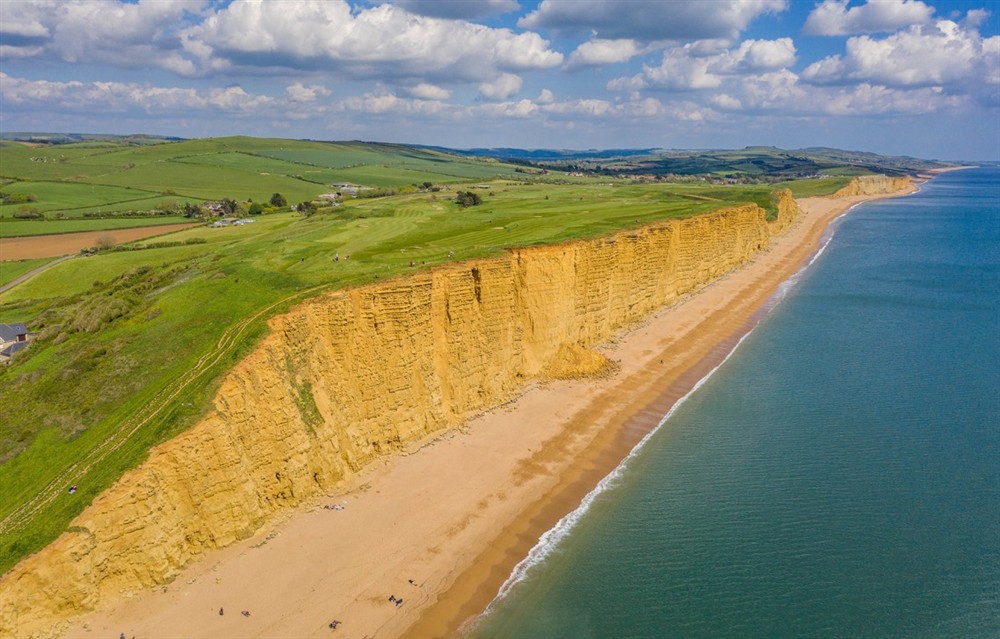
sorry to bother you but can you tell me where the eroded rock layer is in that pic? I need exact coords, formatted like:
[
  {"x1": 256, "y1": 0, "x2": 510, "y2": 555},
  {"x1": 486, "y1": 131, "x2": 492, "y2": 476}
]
[
  {"x1": 3, "y1": 189, "x2": 829, "y2": 637},
  {"x1": 833, "y1": 175, "x2": 911, "y2": 197}
]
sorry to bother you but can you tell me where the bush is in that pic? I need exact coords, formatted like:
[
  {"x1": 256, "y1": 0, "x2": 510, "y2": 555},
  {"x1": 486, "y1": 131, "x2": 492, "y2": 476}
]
[
  {"x1": 13, "y1": 206, "x2": 42, "y2": 219},
  {"x1": 1, "y1": 192, "x2": 36, "y2": 205},
  {"x1": 94, "y1": 235, "x2": 116, "y2": 251},
  {"x1": 455, "y1": 191, "x2": 482, "y2": 208}
]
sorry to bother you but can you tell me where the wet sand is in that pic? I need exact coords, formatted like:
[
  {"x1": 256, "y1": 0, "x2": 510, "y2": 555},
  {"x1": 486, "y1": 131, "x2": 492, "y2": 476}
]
[{"x1": 60, "y1": 187, "x2": 915, "y2": 639}]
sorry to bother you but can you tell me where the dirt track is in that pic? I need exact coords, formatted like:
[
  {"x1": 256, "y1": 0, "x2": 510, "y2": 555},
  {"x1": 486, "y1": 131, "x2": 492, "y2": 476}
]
[{"x1": 0, "y1": 223, "x2": 202, "y2": 261}]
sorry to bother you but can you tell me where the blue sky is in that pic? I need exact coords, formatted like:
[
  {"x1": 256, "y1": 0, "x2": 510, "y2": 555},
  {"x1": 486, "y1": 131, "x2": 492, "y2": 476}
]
[{"x1": 1, "y1": 0, "x2": 998, "y2": 160}]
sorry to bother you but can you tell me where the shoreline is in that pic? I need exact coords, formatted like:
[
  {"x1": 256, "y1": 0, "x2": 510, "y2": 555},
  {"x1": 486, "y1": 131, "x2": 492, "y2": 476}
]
[{"x1": 58, "y1": 184, "x2": 918, "y2": 639}]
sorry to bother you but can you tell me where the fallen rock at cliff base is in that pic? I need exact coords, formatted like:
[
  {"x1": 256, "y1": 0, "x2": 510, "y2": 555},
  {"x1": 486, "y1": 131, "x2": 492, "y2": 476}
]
[{"x1": 541, "y1": 342, "x2": 615, "y2": 380}]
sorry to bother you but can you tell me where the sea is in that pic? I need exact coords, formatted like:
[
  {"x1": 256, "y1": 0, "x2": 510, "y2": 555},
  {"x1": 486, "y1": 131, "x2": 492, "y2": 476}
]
[{"x1": 472, "y1": 167, "x2": 1000, "y2": 639}]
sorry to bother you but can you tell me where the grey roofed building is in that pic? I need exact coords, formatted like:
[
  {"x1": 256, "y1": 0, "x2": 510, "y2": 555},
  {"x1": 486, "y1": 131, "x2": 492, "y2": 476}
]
[
  {"x1": 0, "y1": 341, "x2": 29, "y2": 358},
  {"x1": 0, "y1": 323, "x2": 28, "y2": 343}
]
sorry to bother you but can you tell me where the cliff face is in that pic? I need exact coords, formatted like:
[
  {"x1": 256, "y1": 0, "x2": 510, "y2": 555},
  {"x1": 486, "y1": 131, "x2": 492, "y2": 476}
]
[
  {"x1": 833, "y1": 175, "x2": 911, "y2": 197},
  {"x1": 1, "y1": 195, "x2": 799, "y2": 638}
]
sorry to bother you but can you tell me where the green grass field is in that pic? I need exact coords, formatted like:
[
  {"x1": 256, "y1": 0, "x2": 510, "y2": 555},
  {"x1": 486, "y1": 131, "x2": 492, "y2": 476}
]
[
  {"x1": 0, "y1": 137, "x2": 527, "y2": 238},
  {"x1": 0, "y1": 258, "x2": 52, "y2": 289},
  {"x1": 0, "y1": 135, "x2": 881, "y2": 577},
  {"x1": 773, "y1": 176, "x2": 853, "y2": 197}
]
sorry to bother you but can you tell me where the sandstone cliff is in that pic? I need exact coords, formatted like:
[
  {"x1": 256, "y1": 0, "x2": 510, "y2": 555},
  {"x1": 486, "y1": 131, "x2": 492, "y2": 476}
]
[
  {"x1": 1, "y1": 192, "x2": 801, "y2": 638},
  {"x1": 833, "y1": 175, "x2": 911, "y2": 197}
]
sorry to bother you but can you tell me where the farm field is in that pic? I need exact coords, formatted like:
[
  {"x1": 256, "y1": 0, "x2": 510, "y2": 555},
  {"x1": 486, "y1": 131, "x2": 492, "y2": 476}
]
[
  {"x1": 0, "y1": 136, "x2": 528, "y2": 237},
  {"x1": 0, "y1": 223, "x2": 201, "y2": 260},
  {"x1": 1, "y1": 216, "x2": 190, "y2": 239}
]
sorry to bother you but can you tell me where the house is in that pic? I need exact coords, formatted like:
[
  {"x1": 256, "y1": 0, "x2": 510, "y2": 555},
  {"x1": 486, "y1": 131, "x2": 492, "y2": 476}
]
[
  {"x1": 0, "y1": 341, "x2": 29, "y2": 359},
  {"x1": 0, "y1": 322, "x2": 30, "y2": 362},
  {"x1": 0, "y1": 323, "x2": 28, "y2": 345}
]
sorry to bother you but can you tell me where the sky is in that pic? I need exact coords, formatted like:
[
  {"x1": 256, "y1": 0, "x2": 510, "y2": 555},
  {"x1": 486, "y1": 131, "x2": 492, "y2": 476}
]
[{"x1": 1, "y1": 0, "x2": 998, "y2": 160}]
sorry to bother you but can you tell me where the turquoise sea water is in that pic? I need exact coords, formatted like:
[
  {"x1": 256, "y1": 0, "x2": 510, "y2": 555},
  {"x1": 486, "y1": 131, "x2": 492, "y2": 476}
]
[{"x1": 473, "y1": 168, "x2": 1000, "y2": 639}]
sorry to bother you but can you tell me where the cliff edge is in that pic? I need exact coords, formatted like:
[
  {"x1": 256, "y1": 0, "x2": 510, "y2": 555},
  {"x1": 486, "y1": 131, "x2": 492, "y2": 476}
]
[
  {"x1": 833, "y1": 175, "x2": 911, "y2": 197},
  {"x1": 3, "y1": 191, "x2": 823, "y2": 637}
]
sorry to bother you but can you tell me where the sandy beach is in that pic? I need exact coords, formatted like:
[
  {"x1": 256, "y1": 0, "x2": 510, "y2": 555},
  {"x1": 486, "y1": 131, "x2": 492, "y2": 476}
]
[{"x1": 59, "y1": 186, "x2": 917, "y2": 639}]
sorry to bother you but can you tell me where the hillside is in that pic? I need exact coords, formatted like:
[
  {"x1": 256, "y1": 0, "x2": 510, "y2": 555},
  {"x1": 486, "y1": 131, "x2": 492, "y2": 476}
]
[
  {"x1": 427, "y1": 145, "x2": 959, "y2": 180},
  {"x1": 0, "y1": 136, "x2": 526, "y2": 238}
]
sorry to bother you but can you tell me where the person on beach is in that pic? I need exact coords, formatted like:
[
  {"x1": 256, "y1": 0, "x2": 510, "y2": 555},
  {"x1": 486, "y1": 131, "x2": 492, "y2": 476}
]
[
  {"x1": 241, "y1": 610, "x2": 251, "y2": 617},
  {"x1": 219, "y1": 607, "x2": 223, "y2": 616},
  {"x1": 329, "y1": 620, "x2": 341, "y2": 629}
]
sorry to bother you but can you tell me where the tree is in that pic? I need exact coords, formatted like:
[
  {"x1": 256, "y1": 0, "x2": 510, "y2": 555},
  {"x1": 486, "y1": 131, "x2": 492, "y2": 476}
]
[
  {"x1": 182, "y1": 203, "x2": 202, "y2": 218},
  {"x1": 220, "y1": 198, "x2": 239, "y2": 215},
  {"x1": 296, "y1": 200, "x2": 317, "y2": 216},
  {"x1": 248, "y1": 202, "x2": 263, "y2": 215},
  {"x1": 270, "y1": 192, "x2": 287, "y2": 207},
  {"x1": 455, "y1": 191, "x2": 482, "y2": 208}
]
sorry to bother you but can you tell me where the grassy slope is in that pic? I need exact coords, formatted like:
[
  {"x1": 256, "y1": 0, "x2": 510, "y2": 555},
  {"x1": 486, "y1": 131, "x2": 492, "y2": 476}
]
[
  {"x1": 447, "y1": 145, "x2": 952, "y2": 179},
  {"x1": 0, "y1": 138, "x2": 527, "y2": 237},
  {"x1": 0, "y1": 258, "x2": 52, "y2": 289},
  {"x1": 0, "y1": 173, "x2": 778, "y2": 573}
]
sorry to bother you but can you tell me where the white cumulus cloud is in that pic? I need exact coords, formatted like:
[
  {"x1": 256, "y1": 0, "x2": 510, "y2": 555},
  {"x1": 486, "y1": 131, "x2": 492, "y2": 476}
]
[
  {"x1": 804, "y1": 0, "x2": 935, "y2": 36},
  {"x1": 565, "y1": 39, "x2": 642, "y2": 70},
  {"x1": 406, "y1": 83, "x2": 452, "y2": 101},
  {"x1": 803, "y1": 20, "x2": 992, "y2": 87},
  {"x1": 479, "y1": 73, "x2": 522, "y2": 100},
  {"x1": 0, "y1": 0, "x2": 208, "y2": 74},
  {"x1": 285, "y1": 82, "x2": 332, "y2": 102},
  {"x1": 0, "y1": 72, "x2": 275, "y2": 114},
  {"x1": 609, "y1": 38, "x2": 796, "y2": 92},
  {"x1": 188, "y1": 1, "x2": 562, "y2": 82}
]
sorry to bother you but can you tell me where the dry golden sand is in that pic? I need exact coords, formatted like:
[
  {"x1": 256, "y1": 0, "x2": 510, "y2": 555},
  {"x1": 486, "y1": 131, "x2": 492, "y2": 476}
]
[{"x1": 60, "y1": 188, "x2": 914, "y2": 639}]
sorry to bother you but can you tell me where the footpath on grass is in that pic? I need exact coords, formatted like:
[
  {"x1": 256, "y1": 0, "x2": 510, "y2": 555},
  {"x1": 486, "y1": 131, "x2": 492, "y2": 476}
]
[{"x1": 0, "y1": 256, "x2": 73, "y2": 294}]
